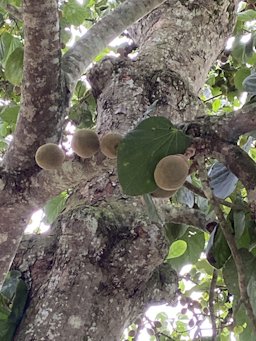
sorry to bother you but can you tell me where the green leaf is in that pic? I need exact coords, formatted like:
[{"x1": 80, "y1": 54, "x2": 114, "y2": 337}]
[
  {"x1": 237, "y1": 9, "x2": 256, "y2": 22},
  {"x1": 0, "y1": 270, "x2": 28, "y2": 341},
  {"x1": 206, "y1": 225, "x2": 231, "y2": 269},
  {"x1": 167, "y1": 228, "x2": 205, "y2": 272},
  {"x1": 234, "y1": 67, "x2": 250, "y2": 91},
  {"x1": 247, "y1": 273, "x2": 256, "y2": 317},
  {"x1": 117, "y1": 117, "x2": 191, "y2": 196},
  {"x1": 167, "y1": 240, "x2": 187, "y2": 259},
  {"x1": 0, "y1": 121, "x2": 10, "y2": 138},
  {"x1": 223, "y1": 249, "x2": 256, "y2": 295},
  {"x1": 74, "y1": 80, "x2": 87, "y2": 99},
  {"x1": 1, "y1": 270, "x2": 22, "y2": 302},
  {"x1": 142, "y1": 193, "x2": 161, "y2": 223},
  {"x1": 234, "y1": 209, "x2": 245, "y2": 241},
  {"x1": 0, "y1": 32, "x2": 22, "y2": 67},
  {"x1": 43, "y1": 192, "x2": 68, "y2": 224},
  {"x1": 0, "y1": 140, "x2": 7, "y2": 151},
  {"x1": 212, "y1": 98, "x2": 222, "y2": 112},
  {"x1": 234, "y1": 303, "x2": 256, "y2": 340},
  {"x1": 0, "y1": 104, "x2": 19, "y2": 124},
  {"x1": 164, "y1": 223, "x2": 188, "y2": 244},
  {"x1": 5, "y1": 47, "x2": 24, "y2": 85},
  {"x1": 9, "y1": 280, "x2": 28, "y2": 323},
  {"x1": 63, "y1": 0, "x2": 90, "y2": 26}
]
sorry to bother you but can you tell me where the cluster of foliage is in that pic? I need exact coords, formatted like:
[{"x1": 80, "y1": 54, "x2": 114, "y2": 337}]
[{"x1": 1, "y1": 0, "x2": 256, "y2": 340}]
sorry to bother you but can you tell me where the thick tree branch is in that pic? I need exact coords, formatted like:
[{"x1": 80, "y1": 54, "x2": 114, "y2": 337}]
[
  {"x1": 0, "y1": 154, "x2": 113, "y2": 288},
  {"x1": 212, "y1": 102, "x2": 256, "y2": 142},
  {"x1": 186, "y1": 103, "x2": 256, "y2": 143},
  {"x1": 184, "y1": 181, "x2": 247, "y2": 210},
  {"x1": 2, "y1": 0, "x2": 63, "y2": 172},
  {"x1": 62, "y1": 0, "x2": 166, "y2": 91}
]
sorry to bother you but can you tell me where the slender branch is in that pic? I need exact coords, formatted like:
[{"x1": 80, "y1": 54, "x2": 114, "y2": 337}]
[
  {"x1": 0, "y1": 3, "x2": 23, "y2": 21},
  {"x1": 186, "y1": 102, "x2": 256, "y2": 143},
  {"x1": 161, "y1": 205, "x2": 209, "y2": 232},
  {"x1": 212, "y1": 143, "x2": 256, "y2": 219},
  {"x1": 209, "y1": 269, "x2": 218, "y2": 341},
  {"x1": 203, "y1": 94, "x2": 222, "y2": 103},
  {"x1": 197, "y1": 156, "x2": 256, "y2": 333},
  {"x1": 184, "y1": 181, "x2": 247, "y2": 210},
  {"x1": 62, "y1": 0, "x2": 165, "y2": 91}
]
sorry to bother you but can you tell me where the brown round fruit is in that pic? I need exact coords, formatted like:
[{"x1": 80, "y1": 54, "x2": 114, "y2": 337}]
[
  {"x1": 71, "y1": 129, "x2": 99, "y2": 158},
  {"x1": 35, "y1": 143, "x2": 65, "y2": 170},
  {"x1": 154, "y1": 154, "x2": 189, "y2": 191},
  {"x1": 151, "y1": 187, "x2": 176, "y2": 198},
  {"x1": 100, "y1": 132, "x2": 122, "y2": 159}
]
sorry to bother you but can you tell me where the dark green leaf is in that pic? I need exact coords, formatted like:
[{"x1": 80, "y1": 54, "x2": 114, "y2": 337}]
[
  {"x1": 164, "y1": 223, "x2": 188, "y2": 244},
  {"x1": 9, "y1": 280, "x2": 28, "y2": 323},
  {"x1": 206, "y1": 225, "x2": 231, "y2": 269},
  {"x1": 0, "y1": 32, "x2": 21, "y2": 67},
  {"x1": 117, "y1": 117, "x2": 191, "y2": 196},
  {"x1": 234, "y1": 209, "x2": 245, "y2": 241},
  {"x1": 5, "y1": 47, "x2": 24, "y2": 85},
  {"x1": 234, "y1": 67, "x2": 250, "y2": 91},
  {"x1": 1, "y1": 270, "x2": 22, "y2": 302},
  {"x1": 247, "y1": 273, "x2": 256, "y2": 317},
  {"x1": 223, "y1": 249, "x2": 256, "y2": 295},
  {"x1": 234, "y1": 303, "x2": 256, "y2": 341}
]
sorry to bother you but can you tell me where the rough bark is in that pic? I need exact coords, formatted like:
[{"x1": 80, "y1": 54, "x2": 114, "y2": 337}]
[
  {"x1": 62, "y1": 0, "x2": 166, "y2": 91},
  {"x1": 14, "y1": 197, "x2": 177, "y2": 340},
  {"x1": 12, "y1": 1, "x2": 239, "y2": 340},
  {"x1": 0, "y1": 0, "x2": 167, "y2": 290},
  {"x1": 3, "y1": 0, "x2": 63, "y2": 172}
]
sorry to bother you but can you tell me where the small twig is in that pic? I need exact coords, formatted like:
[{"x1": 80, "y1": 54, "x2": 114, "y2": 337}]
[
  {"x1": 0, "y1": 4, "x2": 23, "y2": 21},
  {"x1": 197, "y1": 156, "x2": 256, "y2": 334},
  {"x1": 158, "y1": 332, "x2": 174, "y2": 340},
  {"x1": 209, "y1": 269, "x2": 218, "y2": 341},
  {"x1": 184, "y1": 181, "x2": 247, "y2": 210},
  {"x1": 203, "y1": 94, "x2": 222, "y2": 103}
]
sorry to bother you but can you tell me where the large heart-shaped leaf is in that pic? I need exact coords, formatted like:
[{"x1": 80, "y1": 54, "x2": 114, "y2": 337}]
[{"x1": 117, "y1": 117, "x2": 191, "y2": 196}]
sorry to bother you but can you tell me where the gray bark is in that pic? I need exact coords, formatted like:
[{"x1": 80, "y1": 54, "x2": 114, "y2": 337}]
[
  {"x1": 14, "y1": 197, "x2": 177, "y2": 340},
  {"x1": 12, "y1": 1, "x2": 238, "y2": 340}
]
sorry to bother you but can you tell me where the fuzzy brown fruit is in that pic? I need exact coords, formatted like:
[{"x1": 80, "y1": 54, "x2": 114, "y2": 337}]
[
  {"x1": 71, "y1": 129, "x2": 99, "y2": 158},
  {"x1": 35, "y1": 143, "x2": 65, "y2": 170},
  {"x1": 100, "y1": 132, "x2": 122, "y2": 159},
  {"x1": 151, "y1": 187, "x2": 176, "y2": 198},
  {"x1": 154, "y1": 154, "x2": 189, "y2": 191}
]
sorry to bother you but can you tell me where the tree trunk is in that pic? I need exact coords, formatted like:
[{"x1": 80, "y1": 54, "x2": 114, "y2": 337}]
[{"x1": 13, "y1": 1, "x2": 237, "y2": 339}]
